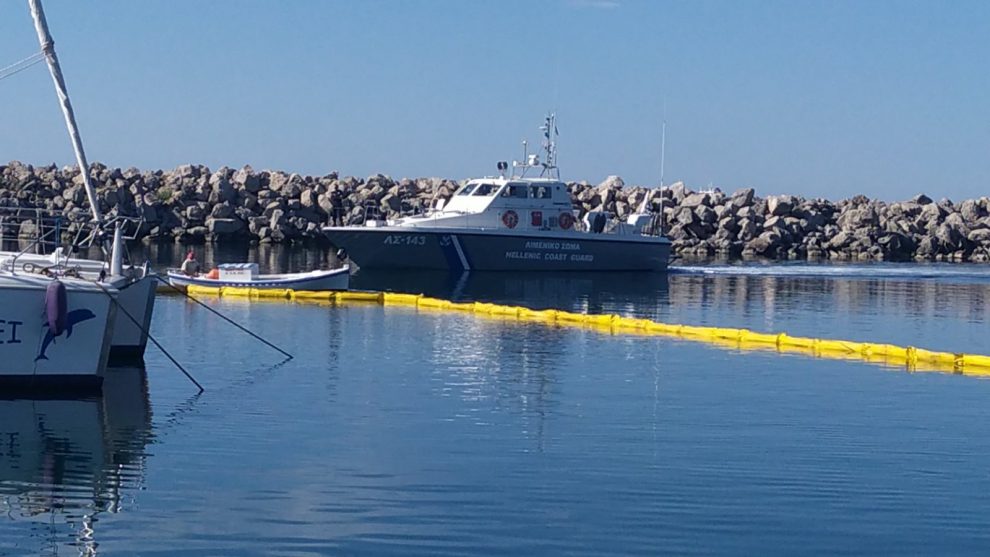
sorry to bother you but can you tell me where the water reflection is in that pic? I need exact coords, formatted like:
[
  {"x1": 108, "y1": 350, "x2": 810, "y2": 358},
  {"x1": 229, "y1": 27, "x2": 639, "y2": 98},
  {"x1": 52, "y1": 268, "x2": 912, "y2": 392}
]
[
  {"x1": 111, "y1": 242, "x2": 990, "y2": 332},
  {"x1": 355, "y1": 269, "x2": 670, "y2": 312},
  {"x1": 120, "y1": 242, "x2": 342, "y2": 274},
  {"x1": 137, "y1": 242, "x2": 990, "y2": 353},
  {"x1": 669, "y1": 272, "x2": 970, "y2": 320},
  {"x1": 355, "y1": 267, "x2": 990, "y2": 343},
  {"x1": 0, "y1": 368, "x2": 152, "y2": 556}
]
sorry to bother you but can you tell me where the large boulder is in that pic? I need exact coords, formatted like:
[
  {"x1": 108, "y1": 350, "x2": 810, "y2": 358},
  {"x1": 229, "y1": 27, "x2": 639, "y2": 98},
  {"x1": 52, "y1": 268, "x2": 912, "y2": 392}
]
[
  {"x1": 960, "y1": 199, "x2": 985, "y2": 223},
  {"x1": 380, "y1": 193, "x2": 402, "y2": 213},
  {"x1": 767, "y1": 195, "x2": 796, "y2": 216},
  {"x1": 268, "y1": 171, "x2": 290, "y2": 193},
  {"x1": 747, "y1": 230, "x2": 782, "y2": 255},
  {"x1": 877, "y1": 232, "x2": 915, "y2": 260},
  {"x1": 210, "y1": 175, "x2": 237, "y2": 204},
  {"x1": 730, "y1": 187, "x2": 755, "y2": 207},
  {"x1": 210, "y1": 202, "x2": 235, "y2": 219},
  {"x1": 185, "y1": 204, "x2": 206, "y2": 224},
  {"x1": 694, "y1": 205, "x2": 716, "y2": 224},
  {"x1": 300, "y1": 188, "x2": 318, "y2": 209},
  {"x1": 968, "y1": 228, "x2": 990, "y2": 244},
  {"x1": 674, "y1": 207, "x2": 696, "y2": 226},
  {"x1": 596, "y1": 175, "x2": 624, "y2": 191},
  {"x1": 826, "y1": 230, "x2": 854, "y2": 250},
  {"x1": 232, "y1": 166, "x2": 261, "y2": 193},
  {"x1": 915, "y1": 235, "x2": 938, "y2": 258},
  {"x1": 717, "y1": 216, "x2": 739, "y2": 234},
  {"x1": 207, "y1": 217, "x2": 245, "y2": 236},
  {"x1": 736, "y1": 219, "x2": 758, "y2": 242},
  {"x1": 681, "y1": 192, "x2": 711, "y2": 209},
  {"x1": 837, "y1": 206, "x2": 878, "y2": 230},
  {"x1": 269, "y1": 208, "x2": 286, "y2": 230},
  {"x1": 935, "y1": 222, "x2": 964, "y2": 251}
]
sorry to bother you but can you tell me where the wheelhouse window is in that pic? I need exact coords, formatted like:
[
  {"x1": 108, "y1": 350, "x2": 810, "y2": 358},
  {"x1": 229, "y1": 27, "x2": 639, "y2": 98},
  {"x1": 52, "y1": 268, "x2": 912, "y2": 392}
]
[
  {"x1": 501, "y1": 184, "x2": 529, "y2": 199},
  {"x1": 473, "y1": 183, "x2": 499, "y2": 196},
  {"x1": 531, "y1": 186, "x2": 552, "y2": 199},
  {"x1": 457, "y1": 183, "x2": 478, "y2": 196}
]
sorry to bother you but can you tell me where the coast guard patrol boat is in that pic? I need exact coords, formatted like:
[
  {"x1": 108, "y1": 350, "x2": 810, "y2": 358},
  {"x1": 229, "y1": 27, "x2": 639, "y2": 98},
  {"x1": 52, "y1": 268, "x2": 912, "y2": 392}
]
[{"x1": 323, "y1": 115, "x2": 671, "y2": 272}]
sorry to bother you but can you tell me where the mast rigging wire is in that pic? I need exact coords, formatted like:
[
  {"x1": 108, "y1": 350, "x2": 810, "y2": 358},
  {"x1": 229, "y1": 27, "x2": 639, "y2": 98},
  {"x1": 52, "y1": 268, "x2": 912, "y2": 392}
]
[{"x1": 0, "y1": 51, "x2": 45, "y2": 82}]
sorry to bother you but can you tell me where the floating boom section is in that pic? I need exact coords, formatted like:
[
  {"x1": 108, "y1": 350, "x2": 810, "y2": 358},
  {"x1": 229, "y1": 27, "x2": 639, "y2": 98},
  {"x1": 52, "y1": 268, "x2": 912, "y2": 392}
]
[
  {"x1": 179, "y1": 284, "x2": 990, "y2": 377},
  {"x1": 27, "y1": 0, "x2": 103, "y2": 223}
]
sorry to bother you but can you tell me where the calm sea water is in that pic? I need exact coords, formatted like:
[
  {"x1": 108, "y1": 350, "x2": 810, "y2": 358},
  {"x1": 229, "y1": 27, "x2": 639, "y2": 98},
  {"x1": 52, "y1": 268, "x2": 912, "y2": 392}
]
[{"x1": 3, "y1": 245, "x2": 990, "y2": 556}]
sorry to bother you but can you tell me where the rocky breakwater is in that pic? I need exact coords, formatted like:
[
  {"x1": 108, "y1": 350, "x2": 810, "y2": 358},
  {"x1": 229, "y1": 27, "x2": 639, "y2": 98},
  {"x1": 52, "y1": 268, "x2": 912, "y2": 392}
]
[
  {"x1": 570, "y1": 176, "x2": 990, "y2": 262},
  {"x1": 2, "y1": 160, "x2": 989, "y2": 262},
  {"x1": 0, "y1": 161, "x2": 459, "y2": 244}
]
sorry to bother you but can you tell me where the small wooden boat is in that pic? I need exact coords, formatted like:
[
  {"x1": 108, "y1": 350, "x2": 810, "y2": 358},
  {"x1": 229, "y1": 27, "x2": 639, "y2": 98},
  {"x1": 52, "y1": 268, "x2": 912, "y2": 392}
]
[{"x1": 167, "y1": 263, "x2": 350, "y2": 291}]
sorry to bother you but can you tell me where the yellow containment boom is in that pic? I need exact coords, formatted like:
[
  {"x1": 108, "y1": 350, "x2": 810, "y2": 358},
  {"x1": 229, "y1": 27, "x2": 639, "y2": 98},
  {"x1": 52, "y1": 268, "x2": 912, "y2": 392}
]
[{"x1": 181, "y1": 285, "x2": 990, "y2": 377}]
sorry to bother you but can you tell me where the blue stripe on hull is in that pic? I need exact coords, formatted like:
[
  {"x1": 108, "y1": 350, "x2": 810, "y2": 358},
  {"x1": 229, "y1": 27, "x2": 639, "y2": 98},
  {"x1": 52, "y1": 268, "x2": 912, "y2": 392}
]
[{"x1": 437, "y1": 234, "x2": 465, "y2": 271}]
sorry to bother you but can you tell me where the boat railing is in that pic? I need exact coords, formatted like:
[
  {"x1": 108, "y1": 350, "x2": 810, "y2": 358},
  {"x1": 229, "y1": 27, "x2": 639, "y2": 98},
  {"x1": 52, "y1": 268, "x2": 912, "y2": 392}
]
[
  {"x1": 0, "y1": 206, "x2": 68, "y2": 255},
  {"x1": 359, "y1": 201, "x2": 389, "y2": 226},
  {"x1": 3, "y1": 218, "x2": 66, "y2": 275},
  {"x1": 577, "y1": 209, "x2": 666, "y2": 239},
  {"x1": 354, "y1": 199, "x2": 468, "y2": 227},
  {"x1": 76, "y1": 214, "x2": 146, "y2": 245},
  {"x1": 639, "y1": 212, "x2": 665, "y2": 238},
  {"x1": 0, "y1": 207, "x2": 145, "y2": 273},
  {"x1": 339, "y1": 199, "x2": 667, "y2": 239}
]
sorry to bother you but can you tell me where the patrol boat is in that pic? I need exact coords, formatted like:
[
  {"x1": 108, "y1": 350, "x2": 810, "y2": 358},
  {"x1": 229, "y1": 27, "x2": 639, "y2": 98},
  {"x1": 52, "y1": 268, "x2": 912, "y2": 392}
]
[{"x1": 323, "y1": 115, "x2": 671, "y2": 272}]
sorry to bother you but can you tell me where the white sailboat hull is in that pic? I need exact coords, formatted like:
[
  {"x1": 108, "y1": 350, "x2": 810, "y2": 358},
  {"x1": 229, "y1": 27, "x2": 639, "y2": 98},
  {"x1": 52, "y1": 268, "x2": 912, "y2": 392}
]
[
  {"x1": 0, "y1": 274, "x2": 117, "y2": 392},
  {"x1": 0, "y1": 252, "x2": 157, "y2": 364}
]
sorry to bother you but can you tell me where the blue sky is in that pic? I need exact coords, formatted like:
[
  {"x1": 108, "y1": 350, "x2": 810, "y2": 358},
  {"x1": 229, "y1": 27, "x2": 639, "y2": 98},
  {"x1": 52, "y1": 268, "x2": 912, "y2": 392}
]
[{"x1": 0, "y1": 0, "x2": 987, "y2": 200}]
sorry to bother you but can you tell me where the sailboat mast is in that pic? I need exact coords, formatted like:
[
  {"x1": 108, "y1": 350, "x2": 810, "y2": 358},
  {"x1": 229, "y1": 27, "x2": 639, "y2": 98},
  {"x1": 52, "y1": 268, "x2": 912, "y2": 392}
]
[{"x1": 27, "y1": 0, "x2": 103, "y2": 224}]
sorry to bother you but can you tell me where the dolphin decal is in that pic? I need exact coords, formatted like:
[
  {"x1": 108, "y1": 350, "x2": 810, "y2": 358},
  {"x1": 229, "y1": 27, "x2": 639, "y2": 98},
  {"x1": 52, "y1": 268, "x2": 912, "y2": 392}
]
[{"x1": 35, "y1": 309, "x2": 97, "y2": 362}]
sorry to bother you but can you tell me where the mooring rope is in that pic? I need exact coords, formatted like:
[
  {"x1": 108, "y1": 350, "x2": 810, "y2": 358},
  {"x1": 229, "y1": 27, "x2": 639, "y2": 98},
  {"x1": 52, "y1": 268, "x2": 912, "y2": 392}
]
[
  {"x1": 156, "y1": 276, "x2": 293, "y2": 361},
  {"x1": 93, "y1": 280, "x2": 205, "y2": 393}
]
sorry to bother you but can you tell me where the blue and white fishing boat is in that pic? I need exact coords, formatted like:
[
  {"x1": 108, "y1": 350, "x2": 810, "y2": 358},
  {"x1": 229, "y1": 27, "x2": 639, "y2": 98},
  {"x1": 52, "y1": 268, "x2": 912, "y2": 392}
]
[
  {"x1": 322, "y1": 114, "x2": 672, "y2": 272},
  {"x1": 167, "y1": 263, "x2": 350, "y2": 291}
]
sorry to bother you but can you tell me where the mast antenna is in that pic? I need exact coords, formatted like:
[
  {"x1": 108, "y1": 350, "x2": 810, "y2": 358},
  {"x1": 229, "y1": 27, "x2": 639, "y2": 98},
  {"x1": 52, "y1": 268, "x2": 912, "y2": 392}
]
[
  {"x1": 540, "y1": 112, "x2": 559, "y2": 179},
  {"x1": 512, "y1": 112, "x2": 560, "y2": 179}
]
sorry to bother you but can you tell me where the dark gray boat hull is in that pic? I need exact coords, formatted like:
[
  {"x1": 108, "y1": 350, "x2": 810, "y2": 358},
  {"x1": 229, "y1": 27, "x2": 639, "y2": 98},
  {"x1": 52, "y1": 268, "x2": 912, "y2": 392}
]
[{"x1": 324, "y1": 227, "x2": 671, "y2": 271}]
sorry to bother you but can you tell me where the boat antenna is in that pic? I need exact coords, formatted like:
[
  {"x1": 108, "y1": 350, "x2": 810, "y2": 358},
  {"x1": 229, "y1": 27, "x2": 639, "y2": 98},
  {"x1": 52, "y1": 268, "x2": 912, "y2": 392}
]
[
  {"x1": 512, "y1": 112, "x2": 560, "y2": 179},
  {"x1": 659, "y1": 112, "x2": 666, "y2": 189},
  {"x1": 540, "y1": 112, "x2": 559, "y2": 179},
  {"x1": 658, "y1": 101, "x2": 667, "y2": 232},
  {"x1": 27, "y1": 0, "x2": 103, "y2": 226}
]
